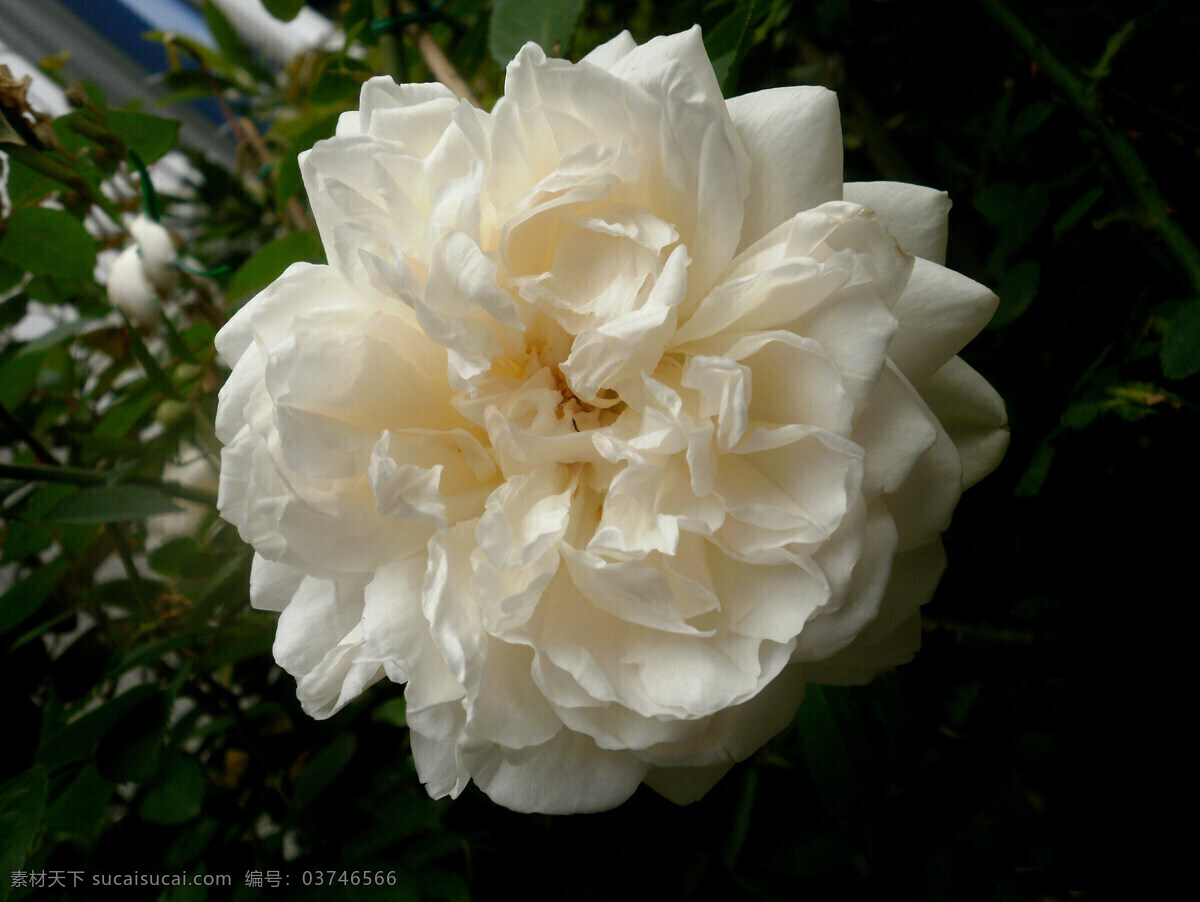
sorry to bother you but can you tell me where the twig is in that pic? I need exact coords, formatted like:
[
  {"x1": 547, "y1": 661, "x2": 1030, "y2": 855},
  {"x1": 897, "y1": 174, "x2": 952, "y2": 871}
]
[
  {"x1": 0, "y1": 401, "x2": 60, "y2": 465},
  {"x1": 0, "y1": 405, "x2": 156, "y2": 616},
  {"x1": 170, "y1": 39, "x2": 311, "y2": 232},
  {"x1": 398, "y1": 1, "x2": 482, "y2": 108},
  {"x1": 238, "y1": 117, "x2": 312, "y2": 231},
  {"x1": 0, "y1": 461, "x2": 218, "y2": 506},
  {"x1": 977, "y1": 0, "x2": 1200, "y2": 299},
  {"x1": 372, "y1": 0, "x2": 406, "y2": 83}
]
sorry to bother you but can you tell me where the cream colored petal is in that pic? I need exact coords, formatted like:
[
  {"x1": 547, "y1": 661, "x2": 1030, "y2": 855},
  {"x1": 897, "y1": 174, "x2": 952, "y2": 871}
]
[
  {"x1": 410, "y1": 729, "x2": 470, "y2": 800},
  {"x1": 475, "y1": 465, "x2": 573, "y2": 569},
  {"x1": 467, "y1": 729, "x2": 648, "y2": 814},
  {"x1": 854, "y1": 360, "x2": 940, "y2": 497},
  {"x1": 579, "y1": 30, "x2": 638, "y2": 69},
  {"x1": 360, "y1": 554, "x2": 435, "y2": 681},
  {"x1": 888, "y1": 256, "x2": 998, "y2": 384},
  {"x1": 801, "y1": 540, "x2": 945, "y2": 684},
  {"x1": 640, "y1": 663, "x2": 808, "y2": 773},
  {"x1": 273, "y1": 575, "x2": 366, "y2": 680},
  {"x1": 355, "y1": 77, "x2": 459, "y2": 150},
  {"x1": 727, "y1": 86, "x2": 843, "y2": 251},
  {"x1": 422, "y1": 521, "x2": 489, "y2": 696},
  {"x1": 882, "y1": 381, "x2": 963, "y2": 552},
  {"x1": 919, "y1": 356, "x2": 1009, "y2": 489},
  {"x1": 842, "y1": 181, "x2": 951, "y2": 264},
  {"x1": 465, "y1": 637, "x2": 562, "y2": 749},
  {"x1": 296, "y1": 629, "x2": 384, "y2": 719},
  {"x1": 790, "y1": 500, "x2": 898, "y2": 663},
  {"x1": 249, "y1": 553, "x2": 304, "y2": 612}
]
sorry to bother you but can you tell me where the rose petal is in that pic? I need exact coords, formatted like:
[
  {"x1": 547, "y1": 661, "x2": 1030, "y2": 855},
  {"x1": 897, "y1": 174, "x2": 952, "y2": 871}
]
[
  {"x1": 842, "y1": 181, "x2": 951, "y2": 264},
  {"x1": 727, "y1": 86, "x2": 843, "y2": 251},
  {"x1": 919, "y1": 356, "x2": 1010, "y2": 488},
  {"x1": 467, "y1": 729, "x2": 649, "y2": 814},
  {"x1": 888, "y1": 256, "x2": 998, "y2": 384}
]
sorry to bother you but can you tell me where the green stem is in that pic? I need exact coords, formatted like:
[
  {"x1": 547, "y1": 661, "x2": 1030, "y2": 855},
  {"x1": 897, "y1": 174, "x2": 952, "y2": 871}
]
[
  {"x1": 0, "y1": 462, "x2": 218, "y2": 506},
  {"x1": 976, "y1": 0, "x2": 1200, "y2": 299},
  {"x1": 106, "y1": 521, "x2": 152, "y2": 619},
  {"x1": 0, "y1": 401, "x2": 60, "y2": 465},
  {"x1": 372, "y1": 0, "x2": 405, "y2": 82},
  {"x1": 0, "y1": 405, "x2": 160, "y2": 619},
  {"x1": 0, "y1": 142, "x2": 124, "y2": 224}
]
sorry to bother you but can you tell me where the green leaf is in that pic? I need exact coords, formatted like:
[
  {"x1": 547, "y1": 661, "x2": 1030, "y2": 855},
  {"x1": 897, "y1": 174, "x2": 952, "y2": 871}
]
[
  {"x1": 1015, "y1": 433, "x2": 1058, "y2": 497},
  {"x1": 975, "y1": 182, "x2": 1049, "y2": 269},
  {"x1": 199, "y1": 619, "x2": 273, "y2": 669},
  {"x1": 310, "y1": 68, "x2": 365, "y2": 106},
  {"x1": 93, "y1": 388, "x2": 158, "y2": 439},
  {"x1": 373, "y1": 696, "x2": 408, "y2": 728},
  {"x1": 226, "y1": 231, "x2": 326, "y2": 305},
  {"x1": 721, "y1": 766, "x2": 757, "y2": 867},
  {"x1": 0, "y1": 557, "x2": 69, "y2": 636},
  {"x1": 147, "y1": 537, "x2": 204, "y2": 576},
  {"x1": 2, "y1": 156, "x2": 56, "y2": 207},
  {"x1": 991, "y1": 259, "x2": 1040, "y2": 327},
  {"x1": 38, "y1": 684, "x2": 159, "y2": 769},
  {"x1": 165, "y1": 818, "x2": 220, "y2": 870},
  {"x1": 123, "y1": 317, "x2": 178, "y2": 397},
  {"x1": 1160, "y1": 299, "x2": 1200, "y2": 380},
  {"x1": 202, "y1": 0, "x2": 270, "y2": 82},
  {"x1": 1052, "y1": 186, "x2": 1104, "y2": 242},
  {"x1": 793, "y1": 685, "x2": 867, "y2": 835},
  {"x1": 0, "y1": 349, "x2": 47, "y2": 409},
  {"x1": 488, "y1": 0, "x2": 585, "y2": 64},
  {"x1": 1011, "y1": 100, "x2": 1054, "y2": 140},
  {"x1": 293, "y1": 734, "x2": 357, "y2": 810},
  {"x1": 705, "y1": 0, "x2": 759, "y2": 93},
  {"x1": 263, "y1": 0, "x2": 308, "y2": 22},
  {"x1": 272, "y1": 109, "x2": 341, "y2": 209},
  {"x1": 140, "y1": 752, "x2": 205, "y2": 825},
  {"x1": 44, "y1": 765, "x2": 113, "y2": 847},
  {"x1": 97, "y1": 692, "x2": 168, "y2": 783},
  {"x1": 0, "y1": 258, "x2": 24, "y2": 295},
  {"x1": 44, "y1": 485, "x2": 183, "y2": 523},
  {"x1": 0, "y1": 766, "x2": 48, "y2": 894},
  {"x1": 0, "y1": 206, "x2": 96, "y2": 281},
  {"x1": 106, "y1": 110, "x2": 181, "y2": 164}
]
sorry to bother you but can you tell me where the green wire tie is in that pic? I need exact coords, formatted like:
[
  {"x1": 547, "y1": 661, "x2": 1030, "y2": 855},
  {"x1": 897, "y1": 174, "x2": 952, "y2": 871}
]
[
  {"x1": 176, "y1": 260, "x2": 233, "y2": 278},
  {"x1": 370, "y1": 0, "x2": 445, "y2": 34}
]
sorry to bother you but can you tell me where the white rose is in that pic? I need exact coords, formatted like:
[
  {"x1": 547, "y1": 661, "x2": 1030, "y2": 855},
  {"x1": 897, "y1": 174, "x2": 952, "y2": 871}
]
[
  {"x1": 106, "y1": 214, "x2": 177, "y2": 324},
  {"x1": 215, "y1": 28, "x2": 1008, "y2": 813}
]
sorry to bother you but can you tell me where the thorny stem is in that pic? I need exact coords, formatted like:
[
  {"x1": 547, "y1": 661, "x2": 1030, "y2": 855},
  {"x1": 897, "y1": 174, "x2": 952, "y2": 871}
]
[
  {"x1": 0, "y1": 401, "x2": 59, "y2": 466},
  {"x1": 0, "y1": 405, "x2": 154, "y2": 616},
  {"x1": 372, "y1": 0, "x2": 406, "y2": 83},
  {"x1": 170, "y1": 39, "x2": 311, "y2": 232},
  {"x1": 398, "y1": 1, "x2": 482, "y2": 108},
  {"x1": 0, "y1": 141, "x2": 123, "y2": 224},
  {"x1": 0, "y1": 461, "x2": 218, "y2": 506},
  {"x1": 238, "y1": 117, "x2": 312, "y2": 232},
  {"x1": 977, "y1": 0, "x2": 1200, "y2": 299}
]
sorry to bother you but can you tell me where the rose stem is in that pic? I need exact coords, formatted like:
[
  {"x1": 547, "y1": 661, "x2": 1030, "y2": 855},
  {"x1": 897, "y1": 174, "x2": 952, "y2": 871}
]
[{"x1": 977, "y1": 0, "x2": 1200, "y2": 299}]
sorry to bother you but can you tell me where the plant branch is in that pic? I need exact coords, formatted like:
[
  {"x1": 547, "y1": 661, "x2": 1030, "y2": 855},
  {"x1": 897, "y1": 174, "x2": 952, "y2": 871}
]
[
  {"x1": 0, "y1": 401, "x2": 61, "y2": 465},
  {"x1": 0, "y1": 406, "x2": 158, "y2": 617},
  {"x1": 0, "y1": 461, "x2": 218, "y2": 506},
  {"x1": 0, "y1": 142, "x2": 123, "y2": 223},
  {"x1": 977, "y1": 0, "x2": 1200, "y2": 299},
  {"x1": 400, "y1": 2, "x2": 481, "y2": 108},
  {"x1": 373, "y1": 0, "x2": 406, "y2": 83}
]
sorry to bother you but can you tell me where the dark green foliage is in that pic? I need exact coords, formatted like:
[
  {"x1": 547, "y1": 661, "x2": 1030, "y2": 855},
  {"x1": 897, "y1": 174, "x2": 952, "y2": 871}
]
[{"x1": 1, "y1": 1, "x2": 1195, "y2": 899}]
